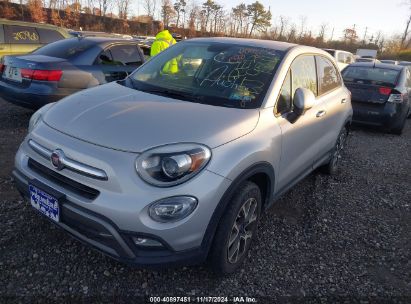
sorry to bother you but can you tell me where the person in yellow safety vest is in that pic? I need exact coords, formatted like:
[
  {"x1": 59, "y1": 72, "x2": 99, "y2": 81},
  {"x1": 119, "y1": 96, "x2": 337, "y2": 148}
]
[{"x1": 150, "y1": 23, "x2": 178, "y2": 74}]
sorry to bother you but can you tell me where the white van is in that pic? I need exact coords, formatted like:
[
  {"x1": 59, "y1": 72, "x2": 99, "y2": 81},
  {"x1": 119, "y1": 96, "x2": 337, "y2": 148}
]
[{"x1": 324, "y1": 49, "x2": 355, "y2": 71}]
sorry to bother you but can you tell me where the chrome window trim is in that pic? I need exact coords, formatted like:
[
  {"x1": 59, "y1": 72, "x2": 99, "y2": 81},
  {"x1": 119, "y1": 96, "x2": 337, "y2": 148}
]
[{"x1": 28, "y1": 139, "x2": 108, "y2": 180}]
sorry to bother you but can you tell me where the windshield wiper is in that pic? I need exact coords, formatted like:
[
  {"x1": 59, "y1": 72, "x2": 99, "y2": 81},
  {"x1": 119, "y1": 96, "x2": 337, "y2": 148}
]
[
  {"x1": 140, "y1": 87, "x2": 205, "y2": 103},
  {"x1": 128, "y1": 78, "x2": 206, "y2": 102}
]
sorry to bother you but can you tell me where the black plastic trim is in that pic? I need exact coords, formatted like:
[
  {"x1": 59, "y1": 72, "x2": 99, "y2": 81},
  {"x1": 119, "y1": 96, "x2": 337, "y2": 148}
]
[
  {"x1": 199, "y1": 162, "x2": 275, "y2": 258},
  {"x1": 28, "y1": 158, "x2": 100, "y2": 200}
]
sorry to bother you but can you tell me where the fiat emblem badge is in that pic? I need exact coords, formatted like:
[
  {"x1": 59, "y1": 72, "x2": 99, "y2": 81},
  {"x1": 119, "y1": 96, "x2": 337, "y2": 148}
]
[{"x1": 50, "y1": 149, "x2": 64, "y2": 170}]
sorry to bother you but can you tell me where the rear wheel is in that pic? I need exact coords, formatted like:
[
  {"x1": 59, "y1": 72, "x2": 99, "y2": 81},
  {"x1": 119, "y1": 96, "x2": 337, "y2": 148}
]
[
  {"x1": 321, "y1": 127, "x2": 348, "y2": 175},
  {"x1": 209, "y1": 181, "x2": 261, "y2": 275},
  {"x1": 390, "y1": 117, "x2": 406, "y2": 135}
]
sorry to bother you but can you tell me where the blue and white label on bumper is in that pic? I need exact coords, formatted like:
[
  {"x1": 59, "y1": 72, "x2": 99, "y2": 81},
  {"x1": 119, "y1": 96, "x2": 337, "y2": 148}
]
[{"x1": 29, "y1": 184, "x2": 60, "y2": 222}]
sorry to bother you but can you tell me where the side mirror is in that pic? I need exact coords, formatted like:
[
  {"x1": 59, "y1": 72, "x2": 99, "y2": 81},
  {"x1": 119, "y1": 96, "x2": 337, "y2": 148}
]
[{"x1": 293, "y1": 87, "x2": 316, "y2": 116}]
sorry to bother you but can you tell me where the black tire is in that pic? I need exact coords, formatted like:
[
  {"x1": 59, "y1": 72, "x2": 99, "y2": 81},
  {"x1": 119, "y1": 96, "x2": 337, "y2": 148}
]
[
  {"x1": 321, "y1": 127, "x2": 349, "y2": 175},
  {"x1": 390, "y1": 117, "x2": 406, "y2": 135},
  {"x1": 209, "y1": 181, "x2": 262, "y2": 275}
]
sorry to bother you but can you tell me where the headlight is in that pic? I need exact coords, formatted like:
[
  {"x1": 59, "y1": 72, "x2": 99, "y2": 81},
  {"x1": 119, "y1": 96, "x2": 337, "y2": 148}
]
[
  {"x1": 135, "y1": 143, "x2": 211, "y2": 187},
  {"x1": 28, "y1": 103, "x2": 55, "y2": 133},
  {"x1": 149, "y1": 196, "x2": 198, "y2": 222}
]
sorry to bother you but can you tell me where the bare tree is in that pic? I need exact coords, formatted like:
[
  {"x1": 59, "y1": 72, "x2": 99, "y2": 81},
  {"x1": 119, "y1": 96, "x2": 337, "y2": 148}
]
[
  {"x1": 143, "y1": 0, "x2": 157, "y2": 17},
  {"x1": 174, "y1": 0, "x2": 187, "y2": 28},
  {"x1": 117, "y1": 0, "x2": 131, "y2": 19},
  {"x1": 278, "y1": 15, "x2": 288, "y2": 39},
  {"x1": 298, "y1": 15, "x2": 307, "y2": 40},
  {"x1": 212, "y1": 3, "x2": 222, "y2": 34},
  {"x1": 401, "y1": 16, "x2": 411, "y2": 49},
  {"x1": 232, "y1": 3, "x2": 247, "y2": 36},
  {"x1": 343, "y1": 27, "x2": 358, "y2": 45},
  {"x1": 202, "y1": 0, "x2": 214, "y2": 32},
  {"x1": 401, "y1": 0, "x2": 411, "y2": 49},
  {"x1": 96, "y1": 0, "x2": 113, "y2": 16},
  {"x1": 161, "y1": 0, "x2": 175, "y2": 28},
  {"x1": 318, "y1": 22, "x2": 328, "y2": 42},
  {"x1": 186, "y1": 1, "x2": 200, "y2": 36},
  {"x1": 287, "y1": 23, "x2": 297, "y2": 42}
]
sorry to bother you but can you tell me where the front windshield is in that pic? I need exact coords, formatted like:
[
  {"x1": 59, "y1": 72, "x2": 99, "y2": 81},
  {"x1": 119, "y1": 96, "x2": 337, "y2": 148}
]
[{"x1": 129, "y1": 41, "x2": 284, "y2": 109}]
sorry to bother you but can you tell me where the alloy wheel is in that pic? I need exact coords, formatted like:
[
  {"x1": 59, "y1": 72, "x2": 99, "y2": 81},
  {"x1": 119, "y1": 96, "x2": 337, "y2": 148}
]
[
  {"x1": 331, "y1": 130, "x2": 347, "y2": 168},
  {"x1": 227, "y1": 197, "x2": 258, "y2": 264}
]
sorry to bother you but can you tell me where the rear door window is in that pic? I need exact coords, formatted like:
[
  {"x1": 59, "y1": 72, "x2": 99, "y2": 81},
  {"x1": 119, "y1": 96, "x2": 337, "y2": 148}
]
[
  {"x1": 4, "y1": 25, "x2": 40, "y2": 44},
  {"x1": 316, "y1": 56, "x2": 341, "y2": 95},
  {"x1": 95, "y1": 49, "x2": 114, "y2": 65},
  {"x1": 291, "y1": 55, "x2": 318, "y2": 96},
  {"x1": 37, "y1": 28, "x2": 65, "y2": 44},
  {"x1": 108, "y1": 44, "x2": 142, "y2": 66}
]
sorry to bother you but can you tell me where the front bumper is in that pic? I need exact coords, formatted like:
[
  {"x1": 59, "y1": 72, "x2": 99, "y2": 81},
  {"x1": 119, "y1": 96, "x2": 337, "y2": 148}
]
[
  {"x1": 14, "y1": 121, "x2": 231, "y2": 266},
  {"x1": 13, "y1": 172, "x2": 208, "y2": 267}
]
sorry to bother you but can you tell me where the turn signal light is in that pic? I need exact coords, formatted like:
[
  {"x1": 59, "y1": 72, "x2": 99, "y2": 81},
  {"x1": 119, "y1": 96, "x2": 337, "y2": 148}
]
[{"x1": 21, "y1": 69, "x2": 62, "y2": 81}]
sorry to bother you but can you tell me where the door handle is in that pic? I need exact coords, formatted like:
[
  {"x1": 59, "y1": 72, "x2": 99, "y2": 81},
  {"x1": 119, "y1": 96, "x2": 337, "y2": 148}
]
[
  {"x1": 341, "y1": 98, "x2": 347, "y2": 104},
  {"x1": 316, "y1": 110, "x2": 327, "y2": 118}
]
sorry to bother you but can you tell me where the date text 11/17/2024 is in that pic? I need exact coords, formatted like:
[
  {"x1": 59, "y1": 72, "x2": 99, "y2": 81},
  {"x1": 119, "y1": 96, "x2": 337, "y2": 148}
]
[{"x1": 149, "y1": 296, "x2": 257, "y2": 303}]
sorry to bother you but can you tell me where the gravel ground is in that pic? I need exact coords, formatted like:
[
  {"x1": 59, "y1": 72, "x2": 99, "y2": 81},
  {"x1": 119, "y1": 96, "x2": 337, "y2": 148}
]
[{"x1": 0, "y1": 98, "x2": 410, "y2": 303}]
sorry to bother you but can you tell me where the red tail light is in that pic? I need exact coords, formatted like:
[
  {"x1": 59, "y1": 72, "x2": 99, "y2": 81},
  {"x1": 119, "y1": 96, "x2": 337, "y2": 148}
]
[
  {"x1": 379, "y1": 87, "x2": 392, "y2": 95},
  {"x1": 0, "y1": 63, "x2": 5, "y2": 73},
  {"x1": 21, "y1": 69, "x2": 62, "y2": 81}
]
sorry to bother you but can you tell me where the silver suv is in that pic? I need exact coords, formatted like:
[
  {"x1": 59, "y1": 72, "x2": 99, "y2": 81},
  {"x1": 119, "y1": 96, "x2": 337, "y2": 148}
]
[{"x1": 13, "y1": 38, "x2": 352, "y2": 274}]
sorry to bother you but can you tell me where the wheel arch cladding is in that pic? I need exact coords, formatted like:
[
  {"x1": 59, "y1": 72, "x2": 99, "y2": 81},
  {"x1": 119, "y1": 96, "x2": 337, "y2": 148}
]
[{"x1": 201, "y1": 162, "x2": 275, "y2": 256}]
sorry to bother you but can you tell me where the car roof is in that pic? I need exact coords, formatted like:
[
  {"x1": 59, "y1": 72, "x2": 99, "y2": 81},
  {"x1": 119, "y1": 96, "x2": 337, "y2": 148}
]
[
  {"x1": 324, "y1": 48, "x2": 351, "y2": 53},
  {"x1": 347, "y1": 62, "x2": 405, "y2": 70},
  {"x1": 0, "y1": 18, "x2": 67, "y2": 31},
  {"x1": 66, "y1": 36, "x2": 136, "y2": 44},
  {"x1": 187, "y1": 37, "x2": 297, "y2": 51}
]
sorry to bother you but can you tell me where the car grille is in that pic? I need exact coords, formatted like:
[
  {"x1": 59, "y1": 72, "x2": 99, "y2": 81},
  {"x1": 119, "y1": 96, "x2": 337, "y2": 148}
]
[{"x1": 28, "y1": 158, "x2": 100, "y2": 200}]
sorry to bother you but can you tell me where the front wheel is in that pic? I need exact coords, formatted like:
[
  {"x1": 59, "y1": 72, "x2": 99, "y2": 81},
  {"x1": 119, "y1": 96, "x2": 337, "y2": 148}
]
[
  {"x1": 209, "y1": 181, "x2": 262, "y2": 275},
  {"x1": 321, "y1": 127, "x2": 348, "y2": 175}
]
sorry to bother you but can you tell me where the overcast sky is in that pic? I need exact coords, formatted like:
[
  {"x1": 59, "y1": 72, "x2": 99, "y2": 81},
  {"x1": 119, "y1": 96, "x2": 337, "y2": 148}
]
[{"x1": 132, "y1": 0, "x2": 408, "y2": 39}]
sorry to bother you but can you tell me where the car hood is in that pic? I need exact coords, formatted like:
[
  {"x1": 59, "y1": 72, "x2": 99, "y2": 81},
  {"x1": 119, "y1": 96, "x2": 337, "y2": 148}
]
[{"x1": 43, "y1": 82, "x2": 260, "y2": 153}]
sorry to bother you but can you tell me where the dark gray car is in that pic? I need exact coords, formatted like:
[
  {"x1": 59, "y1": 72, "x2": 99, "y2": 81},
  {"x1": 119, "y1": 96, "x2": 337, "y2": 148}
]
[
  {"x1": 0, "y1": 37, "x2": 145, "y2": 109},
  {"x1": 342, "y1": 62, "x2": 411, "y2": 134}
]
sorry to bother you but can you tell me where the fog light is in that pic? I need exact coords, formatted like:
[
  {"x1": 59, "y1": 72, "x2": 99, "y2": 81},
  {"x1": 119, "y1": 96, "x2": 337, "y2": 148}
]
[
  {"x1": 132, "y1": 237, "x2": 163, "y2": 248},
  {"x1": 149, "y1": 196, "x2": 198, "y2": 223}
]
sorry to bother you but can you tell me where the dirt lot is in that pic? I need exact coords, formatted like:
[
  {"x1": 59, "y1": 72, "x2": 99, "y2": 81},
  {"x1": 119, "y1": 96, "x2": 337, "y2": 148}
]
[{"x1": 0, "y1": 98, "x2": 410, "y2": 303}]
